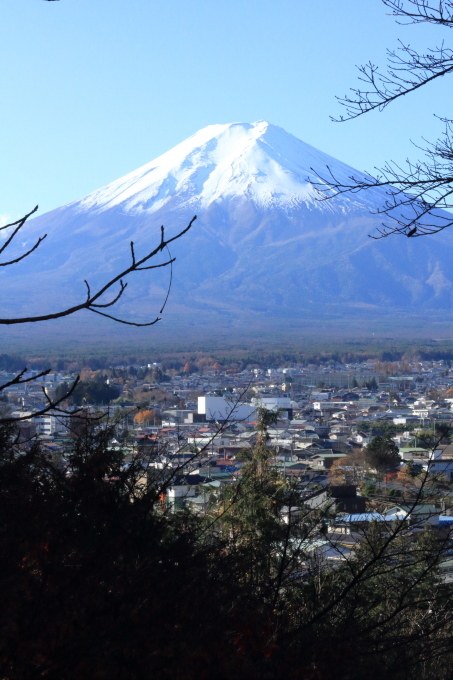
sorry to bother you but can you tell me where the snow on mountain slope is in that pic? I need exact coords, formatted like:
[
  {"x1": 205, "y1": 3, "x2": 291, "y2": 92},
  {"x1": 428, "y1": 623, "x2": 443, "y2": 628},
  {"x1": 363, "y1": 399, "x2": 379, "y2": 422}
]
[
  {"x1": 74, "y1": 121, "x2": 378, "y2": 216},
  {"x1": 2, "y1": 120, "x2": 453, "y2": 334}
]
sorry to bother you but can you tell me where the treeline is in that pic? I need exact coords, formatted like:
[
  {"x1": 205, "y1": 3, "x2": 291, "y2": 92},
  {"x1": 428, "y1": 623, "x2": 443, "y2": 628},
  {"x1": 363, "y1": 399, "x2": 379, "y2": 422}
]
[
  {"x1": 0, "y1": 354, "x2": 50, "y2": 373},
  {"x1": 357, "y1": 421, "x2": 419, "y2": 437},
  {"x1": 2, "y1": 344, "x2": 453, "y2": 375},
  {"x1": 54, "y1": 379, "x2": 120, "y2": 406}
]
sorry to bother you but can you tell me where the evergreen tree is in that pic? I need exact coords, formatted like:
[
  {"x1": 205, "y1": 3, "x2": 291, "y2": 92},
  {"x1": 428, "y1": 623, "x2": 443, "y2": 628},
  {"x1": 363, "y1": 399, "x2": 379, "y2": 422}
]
[
  {"x1": 365, "y1": 434, "x2": 401, "y2": 474},
  {"x1": 211, "y1": 408, "x2": 289, "y2": 584}
]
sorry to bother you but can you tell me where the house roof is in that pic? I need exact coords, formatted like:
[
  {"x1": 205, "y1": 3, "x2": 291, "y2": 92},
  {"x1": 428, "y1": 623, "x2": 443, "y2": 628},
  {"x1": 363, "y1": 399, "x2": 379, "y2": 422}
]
[
  {"x1": 274, "y1": 462, "x2": 309, "y2": 469},
  {"x1": 399, "y1": 448, "x2": 429, "y2": 454},
  {"x1": 337, "y1": 513, "x2": 398, "y2": 523},
  {"x1": 439, "y1": 558, "x2": 453, "y2": 569},
  {"x1": 171, "y1": 474, "x2": 210, "y2": 486},
  {"x1": 435, "y1": 444, "x2": 453, "y2": 457},
  {"x1": 311, "y1": 453, "x2": 347, "y2": 458},
  {"x1": 387, "y1": 504, "x2": 439, "y2": 515}
]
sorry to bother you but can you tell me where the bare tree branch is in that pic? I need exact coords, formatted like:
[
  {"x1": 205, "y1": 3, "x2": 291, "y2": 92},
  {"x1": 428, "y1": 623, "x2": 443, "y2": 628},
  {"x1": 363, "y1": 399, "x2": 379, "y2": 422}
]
[
  {"x1": 0, "y1": 205, "x2": 48, "y2": 266},
  {"x1": 0, "y1": 215, "x2": 196, "y2": 324},
  {"x1": 333, "y1": 42, "x2": 453, "y2": 121},
  {"x1": 314, "y1": 1, "x2": 453, "y2": 238},
  {"x1": 0, "y1": 367, "x2": 51, "y2": 391},
  {"x1": 383, "y1": 0, "x2": 453, "y2": 27},
  {"x1": 0, "y1": 376, "x2": 81, "y2": 424}
]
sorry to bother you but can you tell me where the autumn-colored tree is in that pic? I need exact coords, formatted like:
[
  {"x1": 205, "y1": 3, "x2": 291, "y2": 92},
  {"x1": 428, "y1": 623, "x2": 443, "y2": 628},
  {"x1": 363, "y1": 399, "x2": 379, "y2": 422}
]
[
  {"x1": 329, "y1": 450, "x2": 365, "y2": 485},
  {"x1": 196, "y1": 357, "x2": 214, "y2": 367},
  {"x1": 328, "y1": 458, "x2": 347, "y2": 484},
  {"x1": 80, "y1": 368, "x2": 98, "y2": 382},
  {"x1": 133, "y1": 409, "x2": 155, "y2": 425}
]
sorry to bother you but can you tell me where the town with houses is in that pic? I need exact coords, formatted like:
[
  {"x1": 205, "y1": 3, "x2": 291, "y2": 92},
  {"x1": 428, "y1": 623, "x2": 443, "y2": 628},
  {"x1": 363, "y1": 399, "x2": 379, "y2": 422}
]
[{"x1": 4, "y1": 355, "x2": 453, "y2": 579}]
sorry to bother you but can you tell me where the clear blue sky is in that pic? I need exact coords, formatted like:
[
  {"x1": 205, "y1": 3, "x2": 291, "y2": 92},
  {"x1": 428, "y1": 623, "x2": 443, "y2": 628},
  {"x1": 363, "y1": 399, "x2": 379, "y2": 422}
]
[{"x1": 1, "y1": 0, "x2": 451, "y2": 219}]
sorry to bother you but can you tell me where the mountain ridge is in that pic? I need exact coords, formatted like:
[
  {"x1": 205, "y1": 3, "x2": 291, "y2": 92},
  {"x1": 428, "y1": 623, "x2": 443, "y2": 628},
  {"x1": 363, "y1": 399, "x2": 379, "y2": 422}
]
[{"x1": 1, "y1": 120, "x2": 453, "y2": 339}]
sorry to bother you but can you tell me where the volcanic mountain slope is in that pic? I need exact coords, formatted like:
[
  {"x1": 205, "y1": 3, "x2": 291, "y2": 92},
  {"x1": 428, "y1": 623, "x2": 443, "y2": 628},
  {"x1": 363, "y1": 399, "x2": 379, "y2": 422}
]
[{"x1": 2, "y1": 120, "x2": 453, "y2": 331}]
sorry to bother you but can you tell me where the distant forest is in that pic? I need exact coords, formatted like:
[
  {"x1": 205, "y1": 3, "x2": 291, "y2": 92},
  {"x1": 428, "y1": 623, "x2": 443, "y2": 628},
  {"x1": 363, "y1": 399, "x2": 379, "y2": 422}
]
[{"x1": 2, "y1": 340, "x2": 453, "y2": 374}]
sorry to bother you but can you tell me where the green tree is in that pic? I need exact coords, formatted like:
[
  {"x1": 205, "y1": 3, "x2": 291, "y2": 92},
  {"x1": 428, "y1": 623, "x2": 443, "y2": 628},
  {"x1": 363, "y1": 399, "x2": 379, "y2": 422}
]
[
  {"x1": 53, "y1": 380, "x2": 70, "y2": 403},
  {"x1": 72, "y1": 378, "x2": 120, "y2": 405},
  {"x1": 365, "y1": 434, "x2": 401, "y2": 474},
  {"x1": 213, "y1": 408, "x2": 286, "y2": 555},
  {"x1": 362, "y1": 481, "x2": 377, "y2": 497},
  {"x1": 365, "y1": 377, "x2": 378, "y2": 390},
  {"x1": 406, "y1": 459, "x2": 422, "y2": 477}
]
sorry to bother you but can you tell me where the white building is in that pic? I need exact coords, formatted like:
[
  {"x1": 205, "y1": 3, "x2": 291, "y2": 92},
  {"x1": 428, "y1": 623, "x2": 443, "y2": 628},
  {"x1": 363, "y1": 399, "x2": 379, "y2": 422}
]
[
  {"x1": 252, "y1": 396, "x2": 292, "y2": 411},
  {"x1": 198, "y1": 396, "x2": 255, "y2": 422},
  {"x1": 186, "y1": 433, "x2": 230, "y2": 448},
  {"x1": 32, "y1": 413, "x2": 66, "y2": 436},
  {"x1": 10, "y1": 410, "x2": 67, "y2": 436}
]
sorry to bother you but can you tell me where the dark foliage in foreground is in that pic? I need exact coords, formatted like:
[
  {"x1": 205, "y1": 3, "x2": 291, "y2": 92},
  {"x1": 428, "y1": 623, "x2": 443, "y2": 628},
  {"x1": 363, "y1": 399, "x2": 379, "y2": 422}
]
[
  {"x1": 1, "y1": 418, "x2": 453, "y2": 680},
  {"x1": 0, "y1": 425, "x2": 248, "y2": 679}
]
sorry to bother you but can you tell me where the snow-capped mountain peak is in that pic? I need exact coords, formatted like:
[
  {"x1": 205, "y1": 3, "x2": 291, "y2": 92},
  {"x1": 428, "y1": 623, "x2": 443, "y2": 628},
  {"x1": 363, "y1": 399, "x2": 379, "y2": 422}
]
[
  {"x1": 75, "y1": 121, "x2": 371, "y2": 216},
  {"x1": 4, "y1": 120, "x2": 453, "y2": 338}
]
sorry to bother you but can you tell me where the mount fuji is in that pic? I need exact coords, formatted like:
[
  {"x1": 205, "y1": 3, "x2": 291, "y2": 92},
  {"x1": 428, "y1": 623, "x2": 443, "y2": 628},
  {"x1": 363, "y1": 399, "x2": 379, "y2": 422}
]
[{"x1": 3, "y1": 120, "x2": 453, "y2": 342}]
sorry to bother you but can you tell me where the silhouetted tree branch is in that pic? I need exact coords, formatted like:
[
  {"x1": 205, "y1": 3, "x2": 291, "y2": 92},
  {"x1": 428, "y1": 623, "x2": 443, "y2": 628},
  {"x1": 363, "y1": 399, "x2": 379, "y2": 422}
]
[
  {"x1": 0, "y1": 206, "x2": 45, "y2": 266},
  {"x1": 313, "y1": 0, "x2": 453, "y2": 239},
  {"x1": 0, "y1": 210, "x2": 196, "y2": 325},
  {"x1": 0, "y1": 203, "x2": 195, "y2": 421},
  {"x1": 383, "y1": 0, "x2": 453, "y2": 27},
  {"x1": 0, "y1": 377, "x2": 82, "y2": 424}
]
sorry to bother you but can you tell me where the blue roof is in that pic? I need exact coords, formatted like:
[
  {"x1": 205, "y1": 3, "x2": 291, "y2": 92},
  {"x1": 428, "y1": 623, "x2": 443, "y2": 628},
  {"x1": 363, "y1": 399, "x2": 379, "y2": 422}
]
[
  {"x1": 439, "y1": 516, "x2": 453, "y2": 525},
  {"x1": 338, "y1": 513, "x2": 400, "y2": 523}
]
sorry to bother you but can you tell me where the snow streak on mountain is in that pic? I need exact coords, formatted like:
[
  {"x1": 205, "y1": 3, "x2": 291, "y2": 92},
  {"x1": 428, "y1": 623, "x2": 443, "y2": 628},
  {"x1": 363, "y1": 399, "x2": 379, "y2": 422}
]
[{"x1": 2, "y1": 120, "x2": 453, "y2": 335}]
